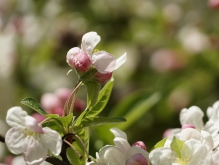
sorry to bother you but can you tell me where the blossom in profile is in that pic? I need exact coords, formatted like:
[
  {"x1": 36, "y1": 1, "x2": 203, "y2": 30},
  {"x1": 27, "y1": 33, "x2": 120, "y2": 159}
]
[
  {"x1": 5, "y1": 107, "x2": 62, "y2": 165},
  {"x1": 90, "y1": 128, "x2": 149, "y2": 165},
  {"x1": 66, "y1": 32, "x2": 127, "y2": 74}
]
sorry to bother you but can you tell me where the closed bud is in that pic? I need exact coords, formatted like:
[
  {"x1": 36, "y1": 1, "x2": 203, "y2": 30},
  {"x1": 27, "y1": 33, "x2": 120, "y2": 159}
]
[{"x1": 132, "y1": 141, "x2": 147, "y2": 151}]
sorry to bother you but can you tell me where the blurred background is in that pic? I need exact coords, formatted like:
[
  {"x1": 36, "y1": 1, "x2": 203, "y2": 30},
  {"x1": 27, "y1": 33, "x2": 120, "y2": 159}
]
[{"x1": 1, "y1": 0, "x2": 219, "y2": 163}]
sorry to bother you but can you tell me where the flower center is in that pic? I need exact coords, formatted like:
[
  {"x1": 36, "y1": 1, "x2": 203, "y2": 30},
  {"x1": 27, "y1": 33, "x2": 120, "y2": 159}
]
[
  {"x1": 175, "y1": 157, "x2": 190, "y2": 165},
  {"x1": 23, "y1": 128, "x2": 40, "y2": 138}
]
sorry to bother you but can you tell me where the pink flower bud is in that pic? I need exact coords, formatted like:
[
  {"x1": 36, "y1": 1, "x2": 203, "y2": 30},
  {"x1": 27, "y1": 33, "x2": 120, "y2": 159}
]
[
  {"x1": 181, "y1": 124, "x2": 195, "y2": 130},
  {"x1": 40, "y1": 93, "x2": 62, "y2": 113},
  {"x1": 132, "y1": 141, "x2": 147, "y2": 151},
  {"x1": 94, "y1": 72, "x2": 113, "y2": 83},
  {"x1": 125, "y1": 153, "x2": 148, "y2": 165},
  {"x1": 209, "y1": 0, "x2": 219, "y2": 9},
  {"x1": 67, "y1": 47, "x2": 92, "y2": 73}
]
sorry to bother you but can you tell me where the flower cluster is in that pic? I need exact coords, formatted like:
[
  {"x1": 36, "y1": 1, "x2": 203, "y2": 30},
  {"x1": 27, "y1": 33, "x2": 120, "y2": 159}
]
[{"x1": 90, "y1": 101, "x2": 219, "y2": 165}]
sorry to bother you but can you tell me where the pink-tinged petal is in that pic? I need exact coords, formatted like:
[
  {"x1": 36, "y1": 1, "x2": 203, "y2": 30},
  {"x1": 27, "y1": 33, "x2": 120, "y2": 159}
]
[
  {"x1": 24, "y1": 137, "x2": 47, "y2": 165},
  {"x1": 97, "y1": 145, "x2": 125, "y2": 165},
  {"x1": 32, "y1": 113, "x2": 46, "y2": 123},
  {"x1": 114, "y1": 137, "x2": 131, "y2": 152},
  {"x1": 25, "y1": 116, "x2": 44, "y2": 134},
  {"x1": 94, "y1": 72, "x2": 113, "y2": 83},
  {"x1": 125, "y1": 153, "x2": 148, "y2": 165},
  {"x1": 125, "y1": 146, "x2": 149, "y2": 164},
  {"x1": 181, "y1": 124, "x2": 195, "y2": 130},
  {"x1": 6, "y1": 107, "x2": 27, "y2": 128},
  {"x1": 41, "y1": 127, "x2": 62, "y2": 155},
  {"x1": 72, "y1": 52, "x2": 92, "y2": 73},
  {"x1": 11, "y1": 156, "x2": 26, "y2": 165},
  {"x1": 81, "y1": 32, "x2": 101, "y2": 57},
  {"x1": 114, "y1": 52, "x2": 127, "y2": 70},
  {"x1": 5, "y1": 128, "x2": 28, "y2": 154},
  {"x1": 66, "y1": 47, "x2": 83, "y2": 67},
  {"x1": 92, "y1": 51, "x2": 116, "y2": 74},
  {"x1": 110, "y1": 128, "x2": 127, "y2": 140},
  {"x1": 180, "y1": 106, "x2": 204, "y2": 130}
]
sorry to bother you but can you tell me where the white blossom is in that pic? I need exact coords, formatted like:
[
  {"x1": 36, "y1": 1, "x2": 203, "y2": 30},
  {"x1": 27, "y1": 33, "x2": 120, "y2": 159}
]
[{"x1": 5, "y1": 107, "x2": 62, "y2": 165}]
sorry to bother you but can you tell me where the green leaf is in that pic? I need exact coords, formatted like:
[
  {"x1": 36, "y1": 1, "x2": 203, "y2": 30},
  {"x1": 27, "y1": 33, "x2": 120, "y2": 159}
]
[
  {"x1": 85, "y1": 78, "x2": 114, "y2": 118},
  {"x1": 117, "y1": 92, "x2": 161, "y2": 130},
  {"x1": 45, "y1": 114, "x2": 74, "y2": 134},
  {"x1": 170, "y1": 137, "x2": 184, "y2": 158},
  {"x1": 42, "y1": 120, "x2": 64, "y2": 135},
  {"x1": 85, "y1": 82, "x2": 101, "y2": 109},
  {"x1": 81, "y1": 116, "x2": 126, "y2": 128},
  {"x1": 151, "y1": 137, "x2": 167, "y2": 151},
  {"x1": 21, "y1": 97, "x2": 47, "y2": 115}
]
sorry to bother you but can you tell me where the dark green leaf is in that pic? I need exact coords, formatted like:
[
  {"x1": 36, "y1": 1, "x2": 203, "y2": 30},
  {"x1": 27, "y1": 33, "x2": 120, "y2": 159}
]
[
  {"x1": 21, "y1": 97, "x2": 47, "y2": 115},
  {"x1": 81, "y1": 116, "x2": 126, "y2": 128}
]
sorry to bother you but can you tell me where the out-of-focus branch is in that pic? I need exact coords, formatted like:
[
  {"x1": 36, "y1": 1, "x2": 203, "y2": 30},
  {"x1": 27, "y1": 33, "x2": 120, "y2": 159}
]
[{"x1": 0, "y1": 134, "x2": 5, "y2": 143}]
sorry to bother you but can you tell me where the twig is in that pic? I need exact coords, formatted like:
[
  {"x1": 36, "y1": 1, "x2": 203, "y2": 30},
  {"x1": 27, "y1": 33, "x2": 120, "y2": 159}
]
[{"x1": 46, "y1": 156, "x2": 68, "y2": 165}]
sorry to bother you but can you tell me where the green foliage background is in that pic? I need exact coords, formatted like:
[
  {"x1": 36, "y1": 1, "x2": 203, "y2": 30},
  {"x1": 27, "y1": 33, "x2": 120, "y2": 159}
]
[{"x1": 0, "y1": 0, "x2": 219, "y2": 160}]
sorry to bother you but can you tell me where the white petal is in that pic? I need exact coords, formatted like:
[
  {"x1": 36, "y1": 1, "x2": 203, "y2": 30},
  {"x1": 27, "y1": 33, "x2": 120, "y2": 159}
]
[
  {"x1": 92, "y1": 51, "x2": 116, "y2": 74},
  {"x1": 6, "y1": 107, "x2": 27, "y2": 128},
  {"x1": 41, "y1": 127, "x2": 62, "y2": 155},
  {"x1": 25, "y1": 116, "x2": 44, "y2": 134},
  {"x1": 24, "y1": 136, "x2": 48, "y2": 165},
  {"x1": 180, "y1": 106, "x2": 204, "y2": 129},
  {"x1": 114, "y1": 52, "x2": 127, "y2": 70},
  {"x1": 179, "y1": 128, "x2": 201, "y2": 141},
  {"x1": 149, "y1": 147, "x2": 176, "y2": 165},
  {"x1": 114, "y1": 137, "x2": 130, "y2": 152},
  {"x1": 125, "y1": 146, "x2": 149, "y2": 163},
  {"x1": 11, "y1": 156, "x2": 26, "y2": 165},
  {"x1": 97, "y1": 145, "x2": 124, "y2": 165},
  {"x1": 5, "y1": 128, "x2": 28, "y2": 154},
  {"x1": 110, "y1": 128, "x2": 127, "y2": 140},
  {"x1": 81, "y1": 32, "x2": 100, "y2": 57}
]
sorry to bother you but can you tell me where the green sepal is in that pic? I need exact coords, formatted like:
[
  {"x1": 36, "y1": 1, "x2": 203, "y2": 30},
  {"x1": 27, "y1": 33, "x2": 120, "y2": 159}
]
[
  {"x1": 85, "y1": 78, "x2": 114, "y2": 118},
  {"x1": 85, "y1": 81, "x2": 101, "y2": 109},
  {"x1": 21, "y1": 97, "x2": 47, "y2": 115},
  {"x1": 170, "y1": 136, "x2": 184, "y2": 158}
]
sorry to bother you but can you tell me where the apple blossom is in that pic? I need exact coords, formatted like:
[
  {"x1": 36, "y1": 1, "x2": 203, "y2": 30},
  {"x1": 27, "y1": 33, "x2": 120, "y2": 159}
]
[
  {"x1": 66, "y1": 31, "x2": 127, "y2": 75},
  {"x1": 149, "y1": 128, "x2": 215, "y2": 165},
  {"x1": 90, "y1": 128, "x2": 149, "y2": 165},
  {"x1": 5, "y1": 107, "x2": 62, "y2": 165}
]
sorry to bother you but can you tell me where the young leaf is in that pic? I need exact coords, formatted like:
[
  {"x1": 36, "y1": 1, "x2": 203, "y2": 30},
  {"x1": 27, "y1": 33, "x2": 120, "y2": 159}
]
[
  {"x1": 170, "y1": 136, "x2": 184, "y2": 158},
  {"x1": 21, "y1": 97, "x2": 47, "y2": 115},
  {"x1": 85, "y1": 82, "x2": 101, "y2": 109},
  {"x1": 42, "y1": 120, "x2": 65, "y2": 135},
  {"x1": 151, "y1": 137, "x2": 167, "y2": 151},
  {"x1": 81, "y1": 116, "x2": 126, "y2": 128},
  {"x1": 85, "y1": 78, "x2": 114, "y2": 118}
]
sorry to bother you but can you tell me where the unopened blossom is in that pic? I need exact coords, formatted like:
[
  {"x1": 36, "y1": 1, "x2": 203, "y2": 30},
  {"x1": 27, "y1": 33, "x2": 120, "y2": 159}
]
[
  {"x1": 67, "y1": 31, "x2": 127, "y2": 74},
  {"x1": 90, "y1": 128, "x2": 149, "y2": 165},
  {"x1": 5, "y1": 107, "x2": 62, "y2": 165},
  {"x1": 208, "y1": 0, "x2": 219, "y2": 9}
]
